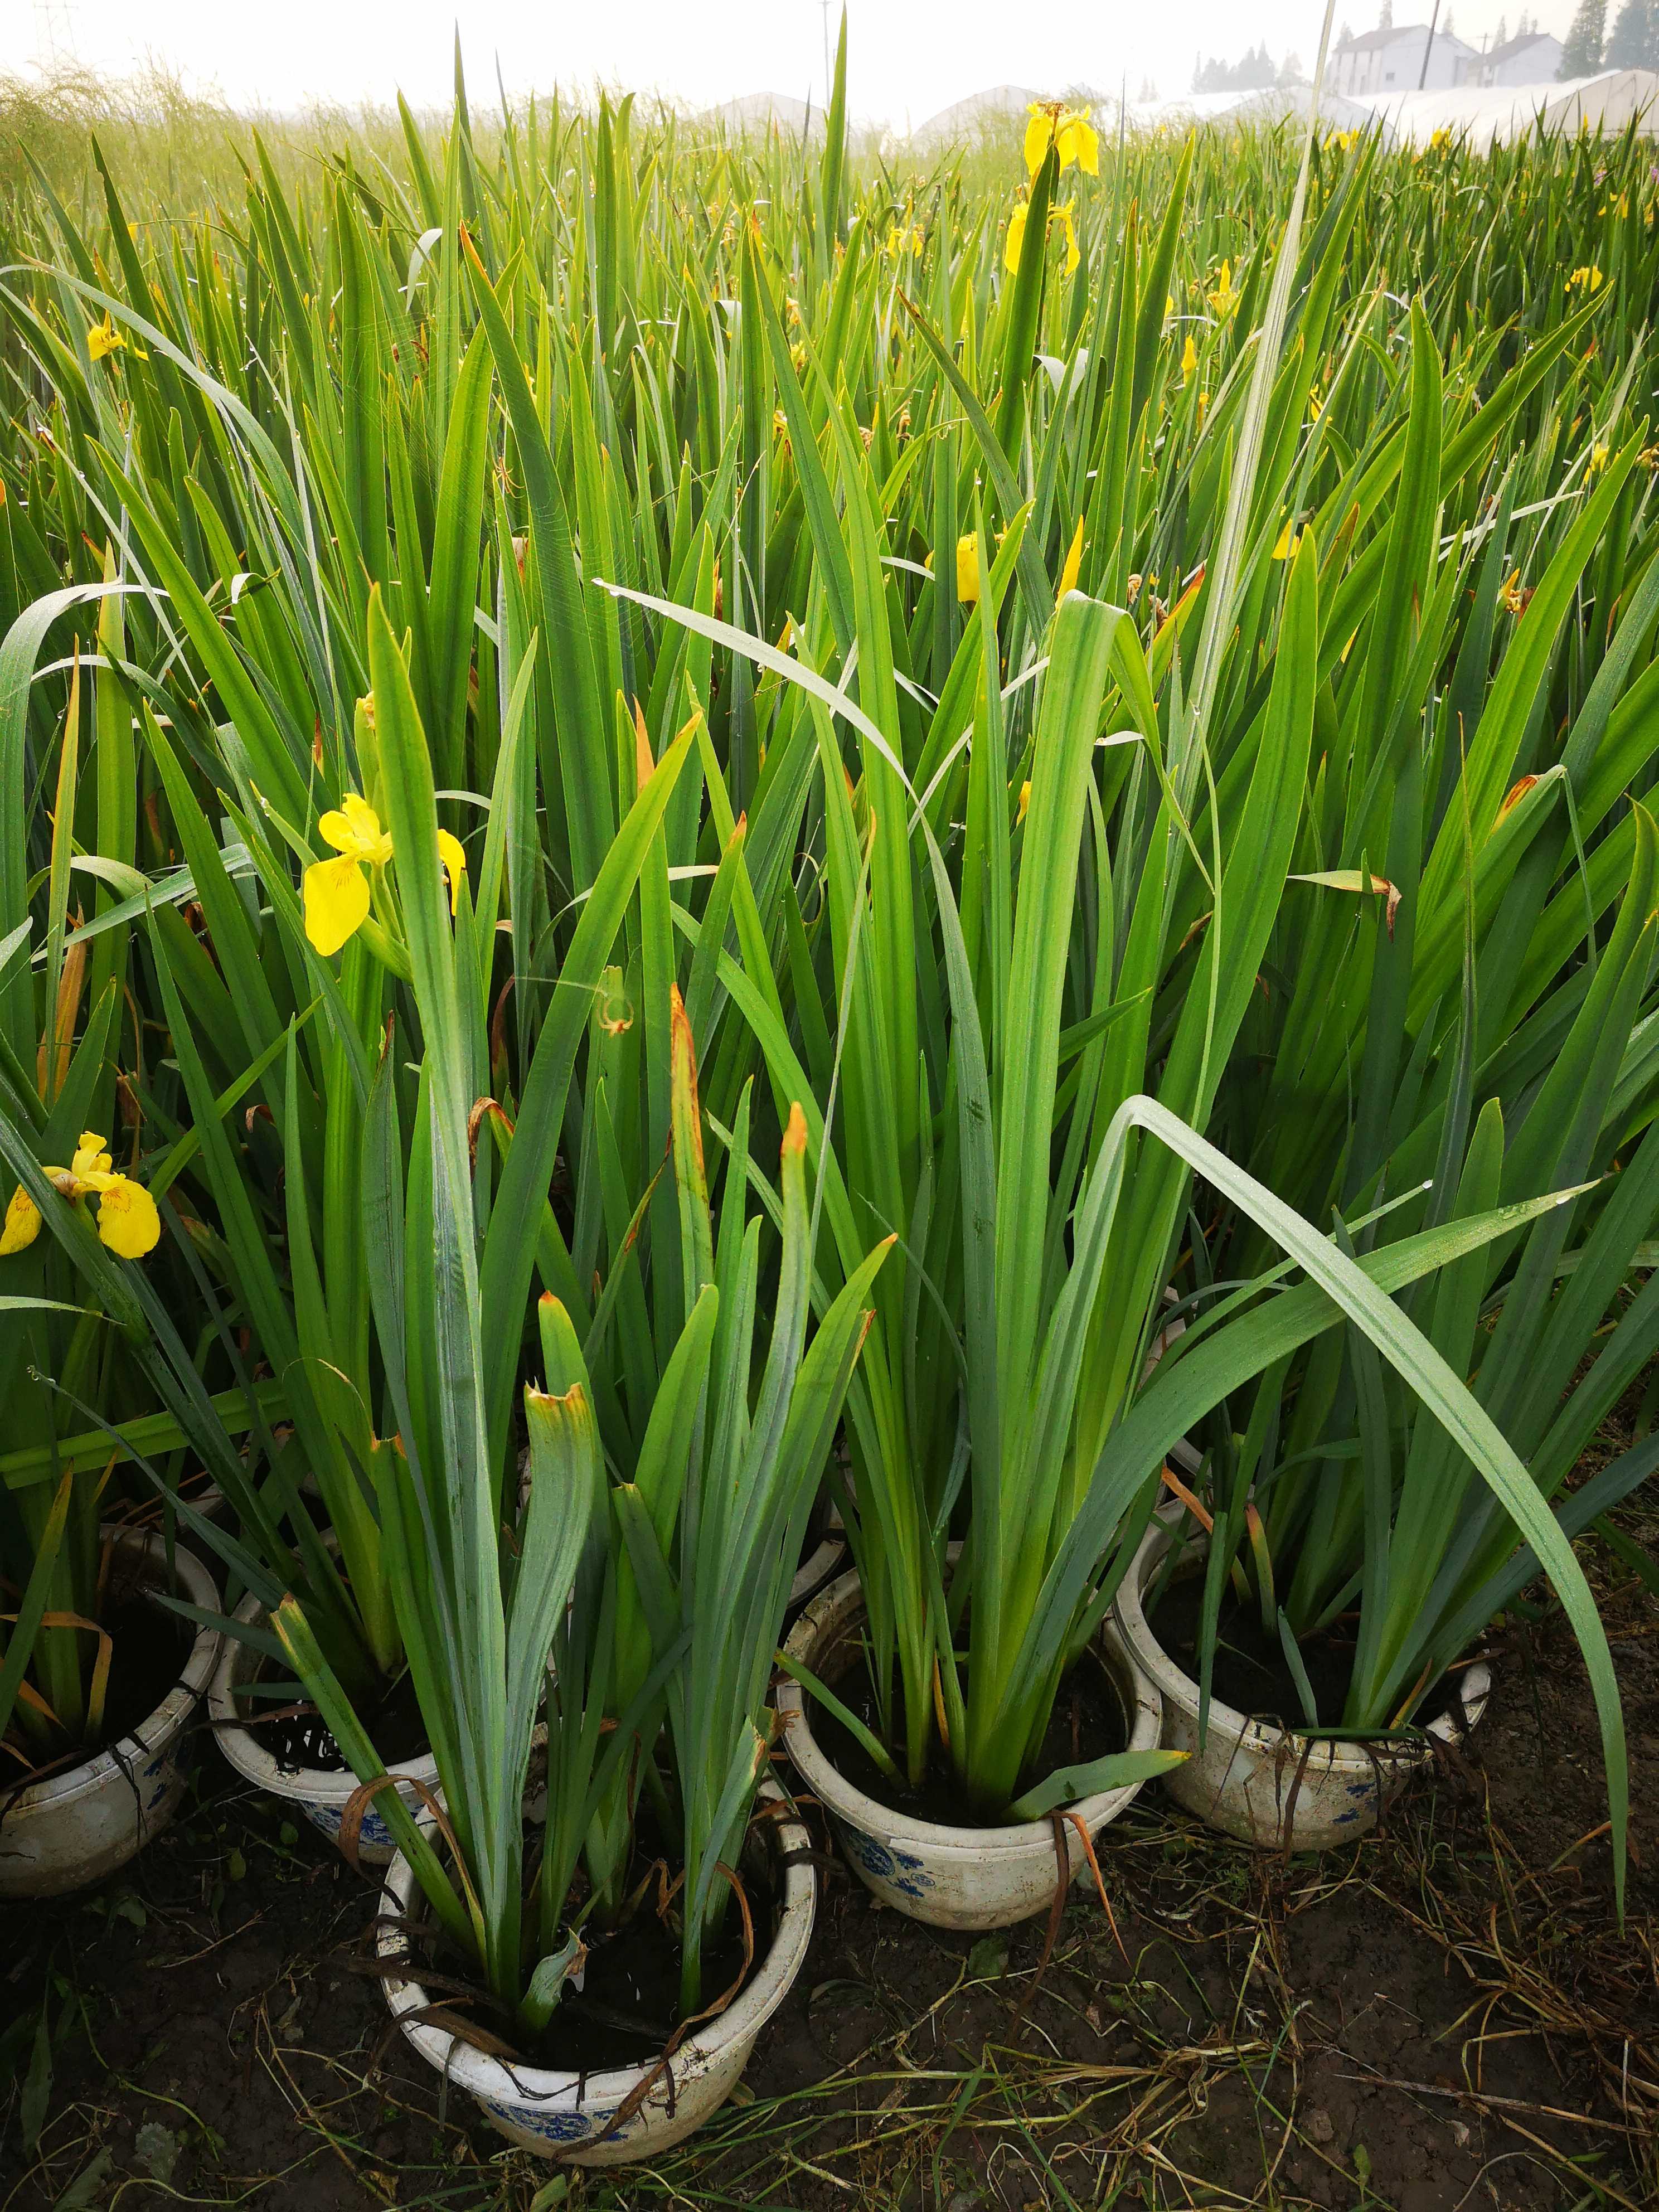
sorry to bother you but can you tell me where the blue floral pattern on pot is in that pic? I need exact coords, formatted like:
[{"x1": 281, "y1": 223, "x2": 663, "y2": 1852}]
[
  {"x1": 477, "y1": 2100, "x2": 607, "y2": 2144},
  {"x1": 837, "y1": 1822, "x2": 933, "y2": 1898},
  {"x1": 303, "y1": 1801, "x2": 396, "y2": 1849}
]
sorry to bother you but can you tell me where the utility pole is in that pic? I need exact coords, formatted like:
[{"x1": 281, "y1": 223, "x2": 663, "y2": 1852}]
[
  {"x1": 1419, "y1": 0, "x2": 1444, "y2": 84},
  {"x1": 33, "y1": 0, "x2": 77, "y2": 64}
]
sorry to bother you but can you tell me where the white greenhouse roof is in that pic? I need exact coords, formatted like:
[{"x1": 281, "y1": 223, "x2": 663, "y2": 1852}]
[
  {"x1": 1355, "y1": 71, "x2": 1659, "y2": 148},
  {"x1": 692, "y1": 93, "x2": 824, "y2": 137},
  {"x1": 890, "y1": 70, "x2": 1659, "y2": 154},
  {"x1": 1123, "y1": 86, "x2": 1375, "y2": 132}
]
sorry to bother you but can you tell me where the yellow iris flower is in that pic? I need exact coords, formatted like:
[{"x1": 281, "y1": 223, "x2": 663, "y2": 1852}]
[
  {"x1": 86, "y1": 312, "x2": 147, "y2": 363},
  {"x1": 1181, "y1": 333, "x2": 1198, "y2": 383},
  {"x1": 0, "y1": 1133, "x2": 161, "y2": 1260},
  {"x1": 884, "y1": 221, "x2": 924, "y2": 259},
  {"x1": 957, "y1": 534, "x2": 981, "y2": 605},
  {"x1": 1057, "y1": 516, "x2": 1084, "y2": 600},
  {"x1": 437, "y1": 828, "x2": 468, "y2": 914},
  {"x1": 1023, "y1": 102, "x2": 1099, "y2": 179},
  {"x1": 1005, "y1": 198, "x2": 1080, "y2": 277},
  {"x1": 1566, "y1": 264, "x2": 1604, "y2": 293},
  {"x1": 1207, "y1": 260, "x2": 1239, "y2": 318},
  {"x1": 1053, "y1": 201, "x2": 1080, "y2": 276},
  {"x1": 1005, "y1": 202, "x2": 1030, "y2": 273},
  {"x1": 302, "y1": 793, "x2": 469, "y2": 956},
  {"x1": 303, "y1": 793, "x2": 393, "y2": 955},
  {"x1": 1272, "y1": 520, "x2": 1302, "y2": 561}
]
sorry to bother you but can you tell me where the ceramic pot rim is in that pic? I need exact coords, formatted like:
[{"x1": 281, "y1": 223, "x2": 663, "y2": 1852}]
[
  {"x1": 376, "y1": 1782, "x2": 814, "y2": 2106},
  {"x1": 3, "y1": 1526, "x2": 221, "y2": 1813},
  {"x1": 208, "y1": 1589, "x2": 440, "y2": 1806},
  {"x1": 1114, "y1": 1515, "x2": 1493, "y2": 1772},
  {"x1": 777, "y1": 1566, "x2": 1164, "y2": 1854},
  {"x1": 789, "y1": 1532, "x2": 847, "y2": 1606}
]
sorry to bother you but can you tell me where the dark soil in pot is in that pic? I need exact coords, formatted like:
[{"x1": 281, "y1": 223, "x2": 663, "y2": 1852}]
[
  {"x1": 248, "y1": 1667, "x2": 427, "y2": 1775},
  {"x1": 7, "y1": 1583, "x2": 192, "y2": 1791},
  {"x1": 413, "y1": 1815, "x2": 767, "y2": 2072},
  {"x1": 1148, "y1": 1572, "x2": 1468, "y2": 1732},
  {"x1": 425, "y1": 1896, "x2": 756, "y2": 2074},
  {"x1": 78, "y1": 1590, "x2": 192, "y2": 1752},
  {"x1": 809, "y1": 1641, "x2": 1129, "y2": 1825}
]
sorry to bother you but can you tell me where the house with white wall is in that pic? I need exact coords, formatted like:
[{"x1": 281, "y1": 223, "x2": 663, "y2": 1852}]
[
  {"x1": 1332, "y1": 23, "x2": 1480, "y2": 93},
  {"x1": 1475, "y1": 28, "x2": 1565, "y2": 81}
]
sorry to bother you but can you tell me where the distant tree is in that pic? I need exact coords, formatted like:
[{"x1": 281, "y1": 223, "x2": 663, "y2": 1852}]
[
  {"x1": 1379, "y1": 0, "x2": 1393, "y2": 26},
  {"x1": 1443, "y1": 9, "x2": 1456, "y2": 36},
  {"x1": 1278, "y1": 47, "x2": 1307, "y2": 81},
  {"x1": 1559, "y1": 0, "x2": 1607, "y2": 70},
  {"x1": 1193, "y1": 42, "x2": 1283, "y2": 90},
  {"x1": 1138, "y1": 74, "x2": 1160, "y2": 100},
  {"x1": 1337, "y1": 18, "x2": 1355, "y2": 42},
  {"x1": 1605, "y1": 0, "x2": 1657, "y2": 64},
  {"x1": 1494, "y1": 13, "x2": 1508, "y2": 45}
]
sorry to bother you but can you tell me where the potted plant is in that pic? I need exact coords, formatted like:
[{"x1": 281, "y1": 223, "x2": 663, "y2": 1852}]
[
  {"x1": 365, "y1": 1026, "x2": 884, "y2": 2158},
  {"x1": 653, "y1": 482, "x2": 1633, "y2": 1925},
  {"x1": 1119, "y1": 802, "x2": 1659, "y2": 1847},
  {"x1": 0, "y1": 654, "x2": 224, "y2": 1893},
  {"x1": 269, "y1": 594, "x2": 888, "y2": 2160}
]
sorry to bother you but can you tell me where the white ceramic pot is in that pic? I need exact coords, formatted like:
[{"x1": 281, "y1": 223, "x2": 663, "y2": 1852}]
[
  {"x1": 777, "y1": 1567, "x2": 1164, "y2": 1930},
  {"x1": 787, "y1": 1506, "x2": 847, "y2": 1619},
  {"x1": 1113, "y1": 1517, "x2": 1493, "y2": 1849},
  {"x1": 210, "y1": 1589, "x2": 440, "y2": 1864},
  {"x1": 376, "y1": 1783, "x2": 815, "y2": 2163},
  {"x1": 0, "y1": 1529, "x2": 223, "y2": 1898}
]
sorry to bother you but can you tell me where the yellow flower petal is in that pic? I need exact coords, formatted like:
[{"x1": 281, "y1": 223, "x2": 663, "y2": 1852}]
[
  {"x1": 1058, "y1": 113, "x2": 1099, "y2": 176},
  {"x1": 1023, "y1": 108, "x2": 1055, "y2": 177},
  {"x1": 436, "y1": 828, "x2": 468, "y2": 916},
  {"x1": 0, "y1": 1186, "x2": 41, "y2": 1256},
  {"x1": 1017, "y1": 779, "x2": 1032, "y2": 824},
  {"x1": 319, "y1": 792, "x2": 393, "y2": 864},
  {"x1": 95, "y1": 1177, "x2": 161, "y2": 1259},
  {"x1": 303, "y1": 853, "x2": 371, "y2": 956},
  {"x1": 1004, "y1": 201, "x2": 1029, "y2": 276},
  {"x1": 1058, "y1": 516, "x2": 1084, "y2": 601},
  {"x1": 71, "y1": 1133, "x2": 113, "y2": 1183},
  {"x1": 956, "y1": 533, "x2": 981, "y2": 606},
  {"x1": 70, "y1": 1141, "x2": 116, "y2": 1194},
  {"x1": 1181, "y1": 333, "x2": 1199, "y2": 383},
  {"x1": 1056, "y1": 203, "x2": 1080, "y2": 278}
]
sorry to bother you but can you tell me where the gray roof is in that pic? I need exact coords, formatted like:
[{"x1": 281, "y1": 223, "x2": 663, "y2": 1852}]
[
  {"x1": 1482, "y1": 29, "x2": 1560, "y2": 64},
  {"x1": 1337, "y1": 22, "x2": 1475, "y2": 51}
]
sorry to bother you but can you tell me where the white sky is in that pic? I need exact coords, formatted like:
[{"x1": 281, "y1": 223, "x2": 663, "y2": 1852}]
[{"x1": 7, "y1": 0, "x2": 1576, "y2": 127}]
